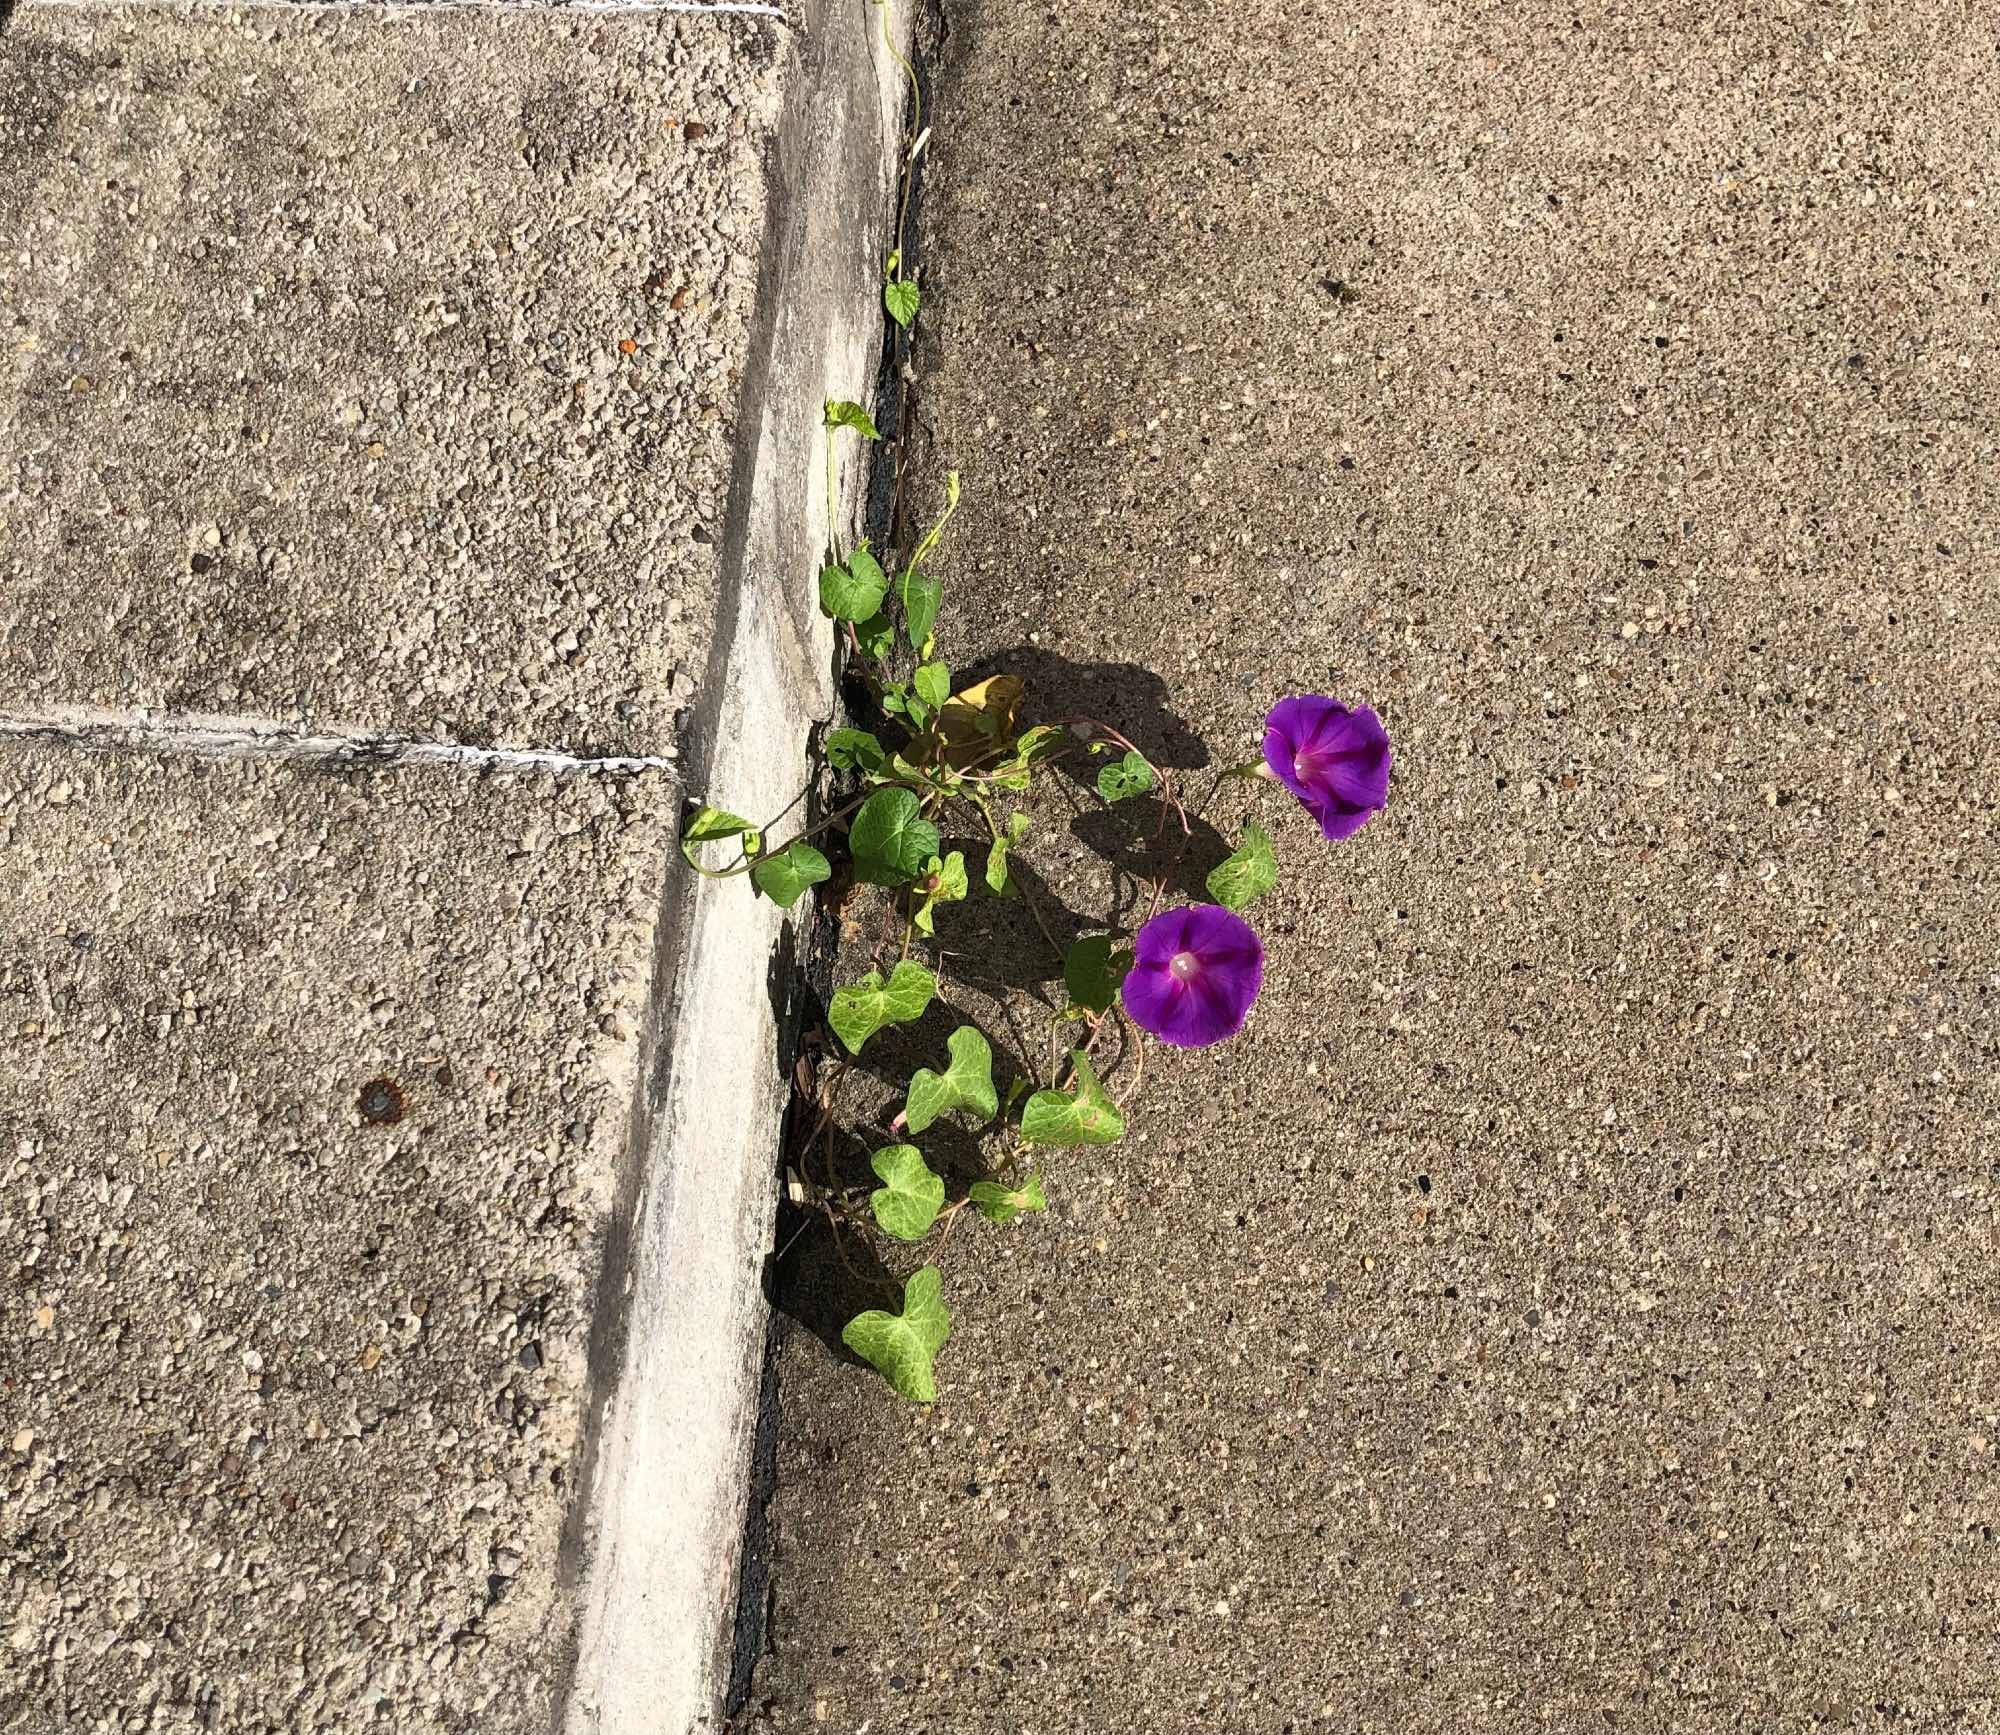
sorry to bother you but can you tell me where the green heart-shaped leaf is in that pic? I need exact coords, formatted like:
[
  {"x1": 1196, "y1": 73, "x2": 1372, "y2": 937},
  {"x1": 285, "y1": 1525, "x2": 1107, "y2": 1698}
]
[
  {"x1": 885, "y1": 279, "x2": 920, "y2": 330},
  {"x1": 984, "y1": 810, "x2": 1031, "y2": 896},
  {"x1": 1063, "y1": 935, "x2": 1133, "y2": 1017},
  {"x1": 1021, "y1": 1050, "x2": 1125, "y2": 1147},
  {"x1": 842, "y1": 1265, "x2": 951, "y2": 1402},
  {"x1": 904, "y1": 1026, "x2": 999, "y2": 1135},
  {"x1": 1096, "y1": 750, "x2": 1155, "y2": 804},
  {"x1": 850, "y1": 787, "x2": 941, "y2": 886},
  {"x1": 749, "y1": 840, "x2": 831, "y2": 909},
  {"x1": 680, "y1": 804, "x2": 760, "y2": 869},
  {"x1": 826, "y1": 728, "x2": 886, "y2": 774},
  {"x1": 823, "y1": 399, "x2": 880, "y2": 438},
  {"x1": 968, "y1": 1173, "x2": 1047, "y2": 1225},
  {"x1": 828, "y1": 960, "x2": 937, "y2": 1055},
  {"x1": 1206, "y1": 820, "x2": 1278, "y2": 912},
  {"x1": 897, "y1": 567, "x2": 942, "y2": 651},
  {"x1": 913, "y1": 661, "x2": 951, "y2": 710},
  {"x1": 868, "y1": 1144, "x2": 945, "y2": 1242},
  {"x1": 820, "y1": 543, "x2": 890, "y2": 623},
  {"x1": 853, "y1": 610, "x2": 895, "y2": 662}
]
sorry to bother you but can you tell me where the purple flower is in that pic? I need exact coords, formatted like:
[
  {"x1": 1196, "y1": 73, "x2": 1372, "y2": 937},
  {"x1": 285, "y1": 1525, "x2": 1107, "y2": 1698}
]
[
  {"x1": 1121, "y1": 904, "x2": 1264, "y2": 1049},
  {"x1": 1263, "y1": 696, "x2": 1391, "y2": 840}
]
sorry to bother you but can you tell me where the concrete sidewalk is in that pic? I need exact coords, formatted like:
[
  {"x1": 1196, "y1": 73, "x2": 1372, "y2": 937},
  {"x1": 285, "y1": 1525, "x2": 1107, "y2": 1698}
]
[
  {"x1": 752, "y1": 2, "x2": 1999, "y2": 1731},
  {"x1": 2, "y1": 1, "x2": 901, "y2": 1729}
]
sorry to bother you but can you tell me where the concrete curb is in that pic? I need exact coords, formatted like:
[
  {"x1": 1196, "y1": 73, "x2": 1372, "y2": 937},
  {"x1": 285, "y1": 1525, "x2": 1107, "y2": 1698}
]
[{"x1": 555, "y1": 3, "x2": 908, "y2": 1731}]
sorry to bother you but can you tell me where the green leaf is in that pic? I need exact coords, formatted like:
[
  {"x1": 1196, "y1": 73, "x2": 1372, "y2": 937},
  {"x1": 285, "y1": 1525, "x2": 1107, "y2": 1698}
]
[
  {"x1": 854, "y1": 610, "x2": 895, "y2": 662},
  {"x1": 1096, "y1": 751, "x2": 1155, "y2": 804},
  {"x1": 828, "y1": 960, "x2": 938, "y2": 1054},
  {"x1": 910, "y1": 851, "x2": 967, "y2": 937},
  {"x1": 1021, "y1": 1050, "x2": 1126, "y2": 1147},
  {"x1": 823, "y1": 399, "x2": 880, "y2": 438},
  {"x1": 826, "y1": 728, "x2": 887, "y2": 774},
  {"x1": 1207, "y1": 820, "x2": 1278, "y2": 912},
  {"x1": 968, "y1": 1173, "x2": 1047, "y2": 1225},
  {"x1": 868, "y1": 1144, "x2": 945, "y2": 1242},
  {"x1": 907, "y1": 471, "x2": 962, "y2": 574},
  {"x1": 913, "y1": 661, "x2": 951, "y2": 710},
  {"x1": 820, "y1": 544, "x2": 890, "y2": 622},
  {"x1": 1012, "y1": 725, "x2": 1065, "y2": 765},
  {"x1": 987, "y1": 726, "x2": 1064, "y2": 793},
  {"x1": 897, "y1": 567, "x2": 942, "y2": 651},
  {"x1": 749, "y1": 840, "x2": 830, "y2": 908},
  {"x1": 1063, "y1": 935, "x2": 1133, "y2": 1017},
  {"x1": 680, "y1": 804, "x2": 760, "y2": 869},
  {"x1": 842, "y1": 1265, "x2": 951, "y2": 1402},
  {"x1": 885, "y1": 279, "x2": 920, "y2": 330},
  {"x1": 849, "y1": 787, "x2": 941, "y2": 886},
  {"x1": 904, "y1": 1026, "x2": 998, "y2": 1134},
  {"x1": 851, "y1": 542, "x2": 887, "y2": 594},
  {"x1": 889, "y1": 751, "x2": 948, "y2": 792},
  {"x1": 984, "y1": 810, "x2": 1031, "y2": 897}
]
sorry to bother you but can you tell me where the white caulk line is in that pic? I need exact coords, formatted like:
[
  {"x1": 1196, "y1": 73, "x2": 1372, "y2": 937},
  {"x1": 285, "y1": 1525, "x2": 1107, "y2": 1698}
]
[
  {"x1": 0, "y1": 706, "x2": 680, "y2": 777},
  {"x1": 22, "y1": 0, "x2": 788, "y2": 18}
]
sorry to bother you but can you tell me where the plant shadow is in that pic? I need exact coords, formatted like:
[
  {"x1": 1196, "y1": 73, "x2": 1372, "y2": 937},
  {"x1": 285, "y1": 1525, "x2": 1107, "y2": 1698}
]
[
  {"x1": 1066, "y1": 798, "x2": 1235, "y2": 926},
  {"x1": 954, "y1": 645, "x2": 1211, "y2": 773},
  {"x1": 768, "y1": 1201, "x2": 896, "y2": 1367},
  {"x1": 924, "y1": 839, "x2": 1087, "y2": 991},
  {"x1": 840, "y1": 979, "x2": 1045, "y2": 1116},
  {"x1": 950, "y1": 645, "x2": 1247, "y2": 925},
  {"x1": 766, "y1": 1092, "x2": 1014, "y2": 1369}
]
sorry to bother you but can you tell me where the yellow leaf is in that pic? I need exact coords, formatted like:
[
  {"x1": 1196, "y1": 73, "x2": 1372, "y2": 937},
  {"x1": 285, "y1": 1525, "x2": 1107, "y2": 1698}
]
[{"x1": 936, "y1": 675, "x2": 1024, "y2": 768}]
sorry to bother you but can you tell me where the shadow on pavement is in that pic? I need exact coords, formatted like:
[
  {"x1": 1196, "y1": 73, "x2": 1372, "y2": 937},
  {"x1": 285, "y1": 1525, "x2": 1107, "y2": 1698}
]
[{"x1": 956, "y1": 643, "x2": 1212, "y2": 771}]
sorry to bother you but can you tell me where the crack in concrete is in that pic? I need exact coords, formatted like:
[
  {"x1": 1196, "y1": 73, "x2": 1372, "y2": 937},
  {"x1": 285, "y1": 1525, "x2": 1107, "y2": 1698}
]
[{"x1": 0, "y1": 706, "x2": 682, "y2": 777}]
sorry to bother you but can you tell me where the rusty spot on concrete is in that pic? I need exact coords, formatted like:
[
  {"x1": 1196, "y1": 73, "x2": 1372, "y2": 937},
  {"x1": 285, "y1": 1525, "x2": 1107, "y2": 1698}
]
[{"x1": 357, "y1": 1077, "x2": 404, "y2": 1126}]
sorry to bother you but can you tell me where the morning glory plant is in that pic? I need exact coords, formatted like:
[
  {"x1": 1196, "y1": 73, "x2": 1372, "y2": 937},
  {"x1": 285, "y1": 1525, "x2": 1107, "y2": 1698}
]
[
  {"x1": 678, "y1": 399, "x2": 1394, "y2": 1402},
  {"x1": 1121, "y1": 904, "x2": 1265, "y2": 1049},
  {"x1": 695, "y1": 0, "x2": 1403, "y2": 1400}
]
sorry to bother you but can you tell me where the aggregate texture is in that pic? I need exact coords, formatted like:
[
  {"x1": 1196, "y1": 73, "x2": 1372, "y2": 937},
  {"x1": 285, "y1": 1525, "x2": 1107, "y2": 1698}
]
[
  {"x1": 0, "y1": 746, "x2": 668, "y2": 1731},
  {"x1": 751, "y1": 3, "x2": 2000, "y2": 1731},
  {"x1": 0, "y1": 5, "x2": 779, "y2": 756}
]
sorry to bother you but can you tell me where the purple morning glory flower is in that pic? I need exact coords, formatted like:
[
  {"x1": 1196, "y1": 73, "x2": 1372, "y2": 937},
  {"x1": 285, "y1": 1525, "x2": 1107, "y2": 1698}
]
[
  {"x1": 1263, "y1": 696, "x2": 1391, "y2": 840},
  {"x1": 1121, "y1": 904, "x2": 1264, "y2": 1049}
]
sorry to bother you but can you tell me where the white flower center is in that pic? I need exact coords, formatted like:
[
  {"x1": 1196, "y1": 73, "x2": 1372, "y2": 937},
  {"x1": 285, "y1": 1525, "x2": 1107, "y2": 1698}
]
[{"x1": 1169, "y1": 950, "x2": 1200, "y2": 983}]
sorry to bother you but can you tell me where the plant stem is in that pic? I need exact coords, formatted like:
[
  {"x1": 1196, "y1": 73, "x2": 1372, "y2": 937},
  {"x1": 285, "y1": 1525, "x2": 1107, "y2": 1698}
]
[
  {"x1": 962, "y1": 786, "x2": 1066, "y2": 967},
  {"x1": 825, "y1": 422, "x2": 839, "y2": 558},
  {"x1": 1113, "y1": 1003, "x2": 1147, "y2": 1104},
  {"x1": 880, "y1": 0, "x2": 921, "y2": 285}
]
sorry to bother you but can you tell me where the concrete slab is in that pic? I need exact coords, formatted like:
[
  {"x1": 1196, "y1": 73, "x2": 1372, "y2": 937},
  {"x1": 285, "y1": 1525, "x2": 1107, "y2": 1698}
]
[
  {"x1": 4, "y1": 0, "x2": 916, "y2": 1723},
  {"x1": 0, "y1": 4, "x2": 778, "y2": 755},
  {"x1": 750, "y1": 1, "x2": 2000, "y2": 1730},
  {"x1": 0, "y1": 744, "x2": 668, "y2": 1730}
]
